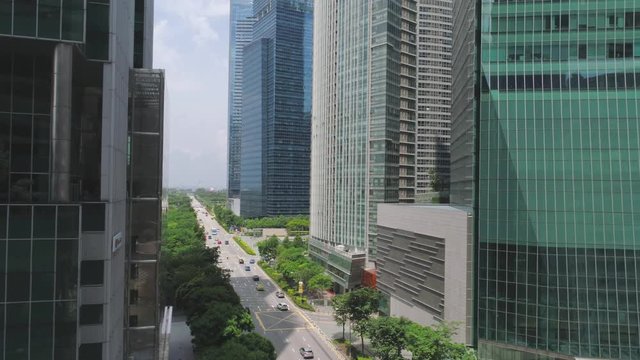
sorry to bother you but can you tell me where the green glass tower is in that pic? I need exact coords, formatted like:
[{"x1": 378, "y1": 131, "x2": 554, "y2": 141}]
[{"x1": 452, "y1": 1, "x2": 640, "y2": 359}]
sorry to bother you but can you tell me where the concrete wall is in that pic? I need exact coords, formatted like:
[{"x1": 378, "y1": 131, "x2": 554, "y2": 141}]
[{"x1": 377, "y1": 204, "x2": 473, "y2": 345}]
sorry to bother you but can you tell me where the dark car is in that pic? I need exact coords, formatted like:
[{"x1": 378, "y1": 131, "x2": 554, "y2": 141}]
[
  {"x1": 299, "y1": 347, "x2": 313, "y2": 359},
  {"x1": 249, "y1": 259, "x2": 256, "y2": 264},
  {"x1": 275, "y1": 291, "x2": 285, "y2": 298},
  {"x1": 245, "y1": 266, "x2": 250, "y2": 271},
  {"x1": 253, "y1": 275, "x2": 259, "y2": 281}
]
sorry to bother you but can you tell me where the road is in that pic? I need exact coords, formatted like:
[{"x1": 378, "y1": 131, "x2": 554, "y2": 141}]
[{"x1": 190, "y1": 197, "x2": 344, "y2": 360}]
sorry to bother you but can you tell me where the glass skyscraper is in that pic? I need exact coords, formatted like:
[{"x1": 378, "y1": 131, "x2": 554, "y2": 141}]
[
  {"x1": 452, "y1": 1, "x2": 640, "y2": 359},
  {"x1": 0, "y1": 0, "x2": 164, "y2": 358},
  {"x1": 239, "y1": 0, "x2": 313, "y2": 218},
  {"x1": 228, "y1": 0, "x2": 254, "y2": 203},
  {"x1": 310, "y1": 0, "x2": 417, "y2": 290}
]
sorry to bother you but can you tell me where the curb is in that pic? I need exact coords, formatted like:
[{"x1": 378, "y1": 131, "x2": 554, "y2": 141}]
[{"x1": 294, "y1": 307, "x2": 349, "y2": 360}]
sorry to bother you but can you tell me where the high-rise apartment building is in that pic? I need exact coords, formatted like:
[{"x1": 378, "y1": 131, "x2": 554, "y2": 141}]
[
  {"x1": 0, "y1": 0, "x2": 164, "y2": 358},
  {"x1": 227, "y1": 0, "x2": 254, "y2": 214},
  {"x1": 416, "y1": 0, "x2": 452, "y2": 198},
  {"x1": 310, "y1": 0, "x2": 417, "y2": 291},
  {"x1": 239, "y1": 0, "x2": 313, "y2": 218},
  {"x1": 451, "y1": 1, "x2": 640, "y2": 359}
]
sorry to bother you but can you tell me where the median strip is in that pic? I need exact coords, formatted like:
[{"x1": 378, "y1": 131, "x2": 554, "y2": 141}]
[{"x1": 234, "y1": 236, "x2": 257, "y2": 255}]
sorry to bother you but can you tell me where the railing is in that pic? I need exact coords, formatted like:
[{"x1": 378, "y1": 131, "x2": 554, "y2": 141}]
[{"x1": 158, "y1": 306, "x2": 173, "y2": 360}]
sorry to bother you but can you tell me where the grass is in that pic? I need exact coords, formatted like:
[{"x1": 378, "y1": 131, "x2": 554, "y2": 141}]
[
  {"x1": 258, "y1": 261, "x2": 315, "y2": 311},
  {"x1": 234, "y1": 236, "x2": 256, "y2": 255}
]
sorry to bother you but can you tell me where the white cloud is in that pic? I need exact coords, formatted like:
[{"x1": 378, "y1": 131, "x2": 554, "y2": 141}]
[{"x1": 158, "y1": 0, "x2": 229, "y2": 46}]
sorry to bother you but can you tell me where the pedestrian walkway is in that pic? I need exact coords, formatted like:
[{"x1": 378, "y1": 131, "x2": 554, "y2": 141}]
[{"x1": 169, "y1": 314, "x2": 195, "y2": 360}]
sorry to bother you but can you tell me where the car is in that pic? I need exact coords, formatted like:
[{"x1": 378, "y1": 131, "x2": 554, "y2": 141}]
[
  {"x1": 249, "y1": 259, "x2": 255, "y2": 264},
  {"x1": 239, "y1": 259, "x2": 244, "y2": 264},
  {"x1": 256, "y1": 283, "x2": 265, "y2": 291},
  {"x1": 245, "y1": 266, "x2": 251, "y2": 271},
  {"x1": 207, "y1": 235, "x2": 212, "y2": 239},
  {"x1": 224, "y1": 240, "x2": 229, "y2": 245},
  {"x1": 217, "y1": 240, "x2": 221, "y2": 244},
  {"x1": 276, "y1": 303, "x2": 289, "y2": 311},
  {"x1": 253, "y1": 275, "x2": 260, "y2": 281},
  {"x1": 299, "y1": 347, "x2": 313, "y2": 358},
  {"x1": 275, "y1": 291, "x2": 285, "y2": 298}
]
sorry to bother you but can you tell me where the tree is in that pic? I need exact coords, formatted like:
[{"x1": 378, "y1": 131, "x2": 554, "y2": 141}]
[
  {"x1": 428, "y1": 167, "x2": 443, "y2": 192},
  {"x1": 405, "y1": 322, "x2": 471, "y2": 360},
  {"x1": 222, "y1": 308, "x2": 254, "y2": 337},
  {"x1": 257, "y1": 236, "x2": 279, "y2": 261},
  {"x1": 293, "y1": 234, "x2": 305, "y2": 248},
  {"x1": 365, "y1": 316, "x2": 410, "y2": 360},
  {"x1": 346, "y1": 287, "x2": 381, "y2": 353},
  {"x1": 332, "y1": 294, "x2": 349, "y2": 339},
  {"x1": 307, "y1": 273, "x2": 333, "y2": 297},
  {"x1": 188, "y1": 302, "x2": 239, "y2": 349}
]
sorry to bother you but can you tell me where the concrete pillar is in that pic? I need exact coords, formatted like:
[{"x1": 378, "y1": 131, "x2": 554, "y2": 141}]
[{"x1": 50, "y1": 43, "x2": 73, "y2": 202}]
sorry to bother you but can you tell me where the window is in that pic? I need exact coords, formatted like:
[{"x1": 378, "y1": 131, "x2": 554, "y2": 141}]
[
  {"x1": 79, "y1": 343, "x2": 102, "y2": 360},
  {"x1": 129, "y1": 315, "x2": 138, "y2": 327},
  {"x1": 608, "y1": 43, "x2": 633, "y2": 58},
  {"x1": 80, "y1": 304, "x2": 103, "y2": 325},
  {"x1": 129, "y1": 289, "x2": 138, "y2": 305},
  {"x1": 82, "y1": 203, "x2": 105, "y2": 232},
  {"x1": 80, "y1": 260, "x2": 104, "y2": 286}
]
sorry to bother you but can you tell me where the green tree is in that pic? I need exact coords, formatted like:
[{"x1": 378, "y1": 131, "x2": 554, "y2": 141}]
[
  {"x1": 331, "y1": 294, "x2": 350, "y2": 339},
  {"x1": 307, "y1": 273, "x2": 333, "y2": 297},
  {"x1": 346, "y1": 287, "x2": 381, "y2": 353},
  {"x1": 405, "y1": 322, "x2": 471, "y2": 360},
  {"x1": 223, "y1": 309, "x2": 255, "y2": 337},
  {"x1": 293, "y1": 234, "x2": 305, "y2": 248},
  {"x1": 257, "y1": 236, "x2": 279, "y2": 261},
  {"x1": 365, "y1": 316, "x2": 410, "y2": 360},
  {"x1": 188, "y1": 302, "x2": 239, "y2": 348}
]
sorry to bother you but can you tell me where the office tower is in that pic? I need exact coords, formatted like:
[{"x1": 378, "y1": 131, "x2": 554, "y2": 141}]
[
  {"x1": 451, "y1": 1, "x2": 640, "y2": 359},
  {"x1": 415, "y1": 0, "x2": 452, "y2": 199},
  {"x1": 227, "y1": 0, "x2": 254, "y2": 215},
  {"x1": 0, "y1": 0, "x2": 164, "y2": 358},
  {"x1": 310, "y1": 0, "x2": 417, "y2": 291},
  {"x1": 239, "y1": 0, "x2": 313, "y2": 218}
]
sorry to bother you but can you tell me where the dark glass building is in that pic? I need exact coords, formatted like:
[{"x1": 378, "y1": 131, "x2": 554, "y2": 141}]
[
  {"x1": 239, "y1": 0, "x2": 313, "y2": 217},
  {"x1": 452, "y1": 1, "x2": 640, "y2": 359},
  {"x1": 228, "y1": 0, "x2": 254, "y2": 204},
  {"x1": 0, "y1": 0, "x2": 164, "y2": 359}
]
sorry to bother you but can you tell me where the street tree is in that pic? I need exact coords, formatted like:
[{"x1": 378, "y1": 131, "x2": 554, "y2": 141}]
[
  {"x1": 331, "y1": 294, "x2": 349, "y2": 339},
  {"x1": 346, "y1": 287, "x2": 381, "y2": 353},
  {"x1": 257, "y1": 235, "x2": 279, "y2": 261},
  {"x1": 365, "y1": 316, "x2": 410, "y2": 360},
  {"x1": 307, "y1": 273, "x2": 333, "y2": 297},
  {"x1": 198, "y1": 333, "x2": 276, "y2": 360},
  {"x1": 405, "y1": 322, "x2": 472, "y2": 360}
]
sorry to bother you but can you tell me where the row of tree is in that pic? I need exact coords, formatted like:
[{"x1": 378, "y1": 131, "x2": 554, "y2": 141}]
[
  {"x1": 209, "y1": 204, "x2": 310, "y2": 234},
  {"x1": 161, "y1": 193, "x2": 276, "y2": 359},
  {"x1": 257, "y1": 235, "x2": 333, "y2": 298},
  {"x1": 332, "y1": 288, "x2": 476, "y2": 360}
]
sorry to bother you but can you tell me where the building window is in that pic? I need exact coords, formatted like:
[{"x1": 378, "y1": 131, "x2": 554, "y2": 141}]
[
  {"x1": 129, "y1": 315, "x2": 138, "y2": 327},
  {"x1": 130, "y1": 263, "x2": 139, "y2": 279},
  {"x1": 82, "y1": 203, "x2": 105, "y2": 231},
  {"x1": 608, "y1": 43, "x2": 633, "y2": 58},
  {"x1": 129, "y1": 289, "x2": 138, "y2": 305},
  {"x1": 80, "y1": 261, "x2": 104, "y2": 286},
  {"x1": 79, "y1": 343, "x2": 102, "y2": 360},
  {"x1": 80, "y1": 304, "x2": 103, "y2": 325}
]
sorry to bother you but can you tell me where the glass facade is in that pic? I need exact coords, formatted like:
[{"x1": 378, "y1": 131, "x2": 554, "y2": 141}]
[
  {"x1": 0, "y1": 204, "x2": 80, "y2": 359},
  {"x1": 228, "y1": 0, "x2": 254, "y2": 199},
  {"x1": 239, "y1": 0, "x2": 313, "y2": 217},
  {"x1": 126, "y1": 69, "x2": 164, "y2": 359},
  {"x1": 474, "y1": 1, "x2": 640, "y2": 359}
]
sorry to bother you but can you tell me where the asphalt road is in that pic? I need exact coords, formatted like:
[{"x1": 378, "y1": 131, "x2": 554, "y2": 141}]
[{"x1": 190, "y1": 197, "x2": 344, "y2": 360}]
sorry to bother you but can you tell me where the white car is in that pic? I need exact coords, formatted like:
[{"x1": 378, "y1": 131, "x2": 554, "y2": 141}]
[{"x1": 276, "y1": 303, "x2": 289, "y2": 311}]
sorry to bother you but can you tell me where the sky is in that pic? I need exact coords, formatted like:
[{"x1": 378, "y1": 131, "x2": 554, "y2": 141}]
[{"x1": 154, "y1": 0, "x2": 230, "y2": 190}]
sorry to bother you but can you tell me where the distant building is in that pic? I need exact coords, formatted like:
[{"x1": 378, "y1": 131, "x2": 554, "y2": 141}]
[
  {"x1": 239, "y1": 0, "x2": 313, "y2": 217},
  {"x1": 415, "y1": 0, "x2": 452, "y2": 199},
  {"x1": 227, "y1": 0, "x2": 254, "y2": 207},
  {"x1": 0, "y1": 0, "x2": 164, "y2": 358},
  {"x1": 310, "y1": 0, "x2": 417, "y2": 291}
]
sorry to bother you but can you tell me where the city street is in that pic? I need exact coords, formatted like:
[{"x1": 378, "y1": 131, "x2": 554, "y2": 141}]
[{"x1": 190, "y1": 198, "x2": 345, "y2": 360}]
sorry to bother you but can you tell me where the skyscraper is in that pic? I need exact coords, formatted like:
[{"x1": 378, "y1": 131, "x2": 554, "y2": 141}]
[
  {"x1": 239, "y1": 0, "x2": 313, "y2": 218},
  {"x1": 451, "y1": 1, "x2": 640, "y2": 359},
  {"x1": 416, "y1": 0, "x2": 452, "y2": 199},
  {"x1": 227, "y1": 0, "x2": 254, "y2": 214},
  {"x1": 310, "y1": 0, "x2": 417, "y2": 291},
  {"x1": 0, "y1": 0, "x2": 164, "y2": 358}
]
